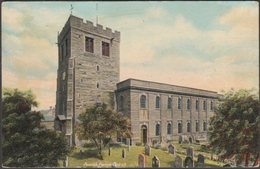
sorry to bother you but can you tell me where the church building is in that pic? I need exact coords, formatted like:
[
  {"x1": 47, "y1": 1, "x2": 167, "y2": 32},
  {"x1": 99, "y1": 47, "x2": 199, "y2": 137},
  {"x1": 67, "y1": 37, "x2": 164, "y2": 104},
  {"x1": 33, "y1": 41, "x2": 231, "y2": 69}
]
[{"x1": 54, "y1": 15, "x2": 219, "y2": 146}]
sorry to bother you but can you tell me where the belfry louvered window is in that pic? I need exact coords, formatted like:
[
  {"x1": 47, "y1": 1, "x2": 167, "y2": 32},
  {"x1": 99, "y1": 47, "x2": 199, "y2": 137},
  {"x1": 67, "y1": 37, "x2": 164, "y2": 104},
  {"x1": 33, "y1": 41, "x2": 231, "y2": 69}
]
[{"x1": 85, "y1": 37, "x2": 94, "y2": 53}]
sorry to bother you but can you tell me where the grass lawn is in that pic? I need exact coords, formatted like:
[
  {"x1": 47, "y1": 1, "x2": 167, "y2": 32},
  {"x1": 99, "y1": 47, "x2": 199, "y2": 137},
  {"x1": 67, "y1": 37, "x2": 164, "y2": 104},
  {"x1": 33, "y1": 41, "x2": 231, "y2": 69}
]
[{"x1": 67, "y1": 142, "x2": 225, "y2": 168}]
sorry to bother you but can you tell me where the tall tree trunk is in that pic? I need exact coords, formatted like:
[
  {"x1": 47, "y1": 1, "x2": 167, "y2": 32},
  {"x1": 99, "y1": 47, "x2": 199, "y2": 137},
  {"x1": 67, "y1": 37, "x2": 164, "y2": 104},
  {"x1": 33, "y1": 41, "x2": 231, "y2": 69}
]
[
  {"x1": 245, "y1": 152, "x2": 250, "y2": 167},
  {"x1": 99, "y1": 138, "x2": 103, "y2": 160},
  {"x1": 253, "y1": 153, "x2": 259, "y2": 167}
]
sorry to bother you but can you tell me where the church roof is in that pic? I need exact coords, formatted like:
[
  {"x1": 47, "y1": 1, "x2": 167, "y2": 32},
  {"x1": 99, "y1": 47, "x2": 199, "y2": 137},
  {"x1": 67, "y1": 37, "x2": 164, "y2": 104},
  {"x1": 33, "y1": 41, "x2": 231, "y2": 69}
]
[{"x1": 116, "y1": 78, "x2": 220, "y2": 99}]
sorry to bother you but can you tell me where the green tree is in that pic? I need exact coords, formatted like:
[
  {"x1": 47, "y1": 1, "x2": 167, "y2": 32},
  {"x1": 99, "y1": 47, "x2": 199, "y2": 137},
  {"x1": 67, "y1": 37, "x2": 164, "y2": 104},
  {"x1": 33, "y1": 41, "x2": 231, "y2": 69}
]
[
  {"x1": 77, "y1": 103, "x2": 131, "y2": 159},
  {"x1": 2, "y1": 88, "x2": 70, "y2": 167},
  {"x1": 208, "y1": 89, "x2": 260, "y2": 166}
]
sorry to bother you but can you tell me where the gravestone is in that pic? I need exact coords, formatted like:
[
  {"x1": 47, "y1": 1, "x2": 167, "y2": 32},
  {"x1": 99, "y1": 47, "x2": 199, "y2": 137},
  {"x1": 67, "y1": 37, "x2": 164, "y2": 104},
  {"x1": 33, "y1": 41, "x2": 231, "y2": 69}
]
[
  {"x1": 127, "y1": 138, "x2": 131, "y2": 151},
  {"x1": 179, "y1": 135, "x2": 183, "y2": 144},
  {"x1": 186, "y1": 147, "x2": 194, "y2": 158},
  {"x1": 197, "y1": 154, "x2": 205, "y2": 167},
  {"x1": 145, "y1": 144, "x2": 151, "y2": 156},
  {"x1": 122, "y1": 148, "x2": 126, "y2": 159},
  {"x1": 184, "y1": 156, "x2": 194, "y2": 168},
  {"x1": 168, "y1": 144, "x2": 175, "y2": 154},
  {"x1": 152, "y1": 156, "x2": 160, "y2": 168},
  {"x1": 189, "y1": 137, "x2": 193, "y2": 144},
  {"x1": 79, "y1": 149, "x2": 83, "y2": 158},
  {"x1": 138, "y1": 154, "x2": 146, "y2": 168},
  {"x1": 174, "y1": 155, "x2": 183, "y2": 168},
  {"x1": 108, "y1": 147, "x2": 111, "y2": 156}
]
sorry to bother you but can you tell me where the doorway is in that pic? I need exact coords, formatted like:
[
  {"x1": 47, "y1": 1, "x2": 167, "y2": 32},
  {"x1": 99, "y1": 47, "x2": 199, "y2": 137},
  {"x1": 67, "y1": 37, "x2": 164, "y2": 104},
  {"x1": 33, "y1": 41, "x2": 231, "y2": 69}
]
[{"x1": 141, "y1": 125, "x2": 147, "y2": 144}]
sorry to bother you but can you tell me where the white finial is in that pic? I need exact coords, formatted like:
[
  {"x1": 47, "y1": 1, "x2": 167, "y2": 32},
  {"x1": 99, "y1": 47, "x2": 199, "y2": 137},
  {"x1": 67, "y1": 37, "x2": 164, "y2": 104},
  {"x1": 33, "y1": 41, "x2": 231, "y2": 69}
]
[
  {"x1": 70, "y1": 4, "x2": 74, "y2": 15},
  {"x1": 96, "y1": 3, "x2": 98, "y2": 24}
]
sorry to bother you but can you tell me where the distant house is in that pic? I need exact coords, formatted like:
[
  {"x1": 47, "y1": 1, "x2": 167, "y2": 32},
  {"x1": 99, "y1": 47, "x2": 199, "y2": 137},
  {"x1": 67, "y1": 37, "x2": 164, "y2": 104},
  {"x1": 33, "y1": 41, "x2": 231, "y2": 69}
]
[{"x1": 40, "y1": 106, "x2": 55, "y2": 130}]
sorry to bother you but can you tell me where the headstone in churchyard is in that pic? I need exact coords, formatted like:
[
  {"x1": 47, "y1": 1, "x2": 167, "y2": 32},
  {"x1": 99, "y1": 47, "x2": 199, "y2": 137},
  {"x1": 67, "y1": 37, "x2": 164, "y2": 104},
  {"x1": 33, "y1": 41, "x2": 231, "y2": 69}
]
[
  {"x1": 184, "y1": 156, "x2": 194, "y2": 168},
  {"x1": 79, "y1": 149, "x2": 83, "y2": 158},
  {"x1": 152, "y1": 156, "x2": 160, "y2": 168},
  {"x1": 197, "y1": 154, "x2": 205, "y2": 167},
  {"x1": 189, "y1": 137, "x2": 193, "y2": 144},
  {"x1": 122, "y1": 148, "x2": 126, "y2": 159},
  {"x1": 145, "y1": 144, "x2": 151, "y2": 156},
  {"x1": 138, "y1": 154, "x2": 146, "y2": 168},
  {"x1": 108, "y1": 147, "x2": 111, "y2": 156},
  {"x1": 168, "y1": 144, "x2": 175, "y2": 154},
  {"x1": 174, "y1": 155, "x2": 183, "y2": 168},
  {"x1": 179, "y1": 135, "x2": 183, "y2": 144},
  {"x1": 127, "y1": 138, "x2": 131, "y2": 151},
  {"x1": 186, "y1": 147, "x2": 194, "y2": 158}
]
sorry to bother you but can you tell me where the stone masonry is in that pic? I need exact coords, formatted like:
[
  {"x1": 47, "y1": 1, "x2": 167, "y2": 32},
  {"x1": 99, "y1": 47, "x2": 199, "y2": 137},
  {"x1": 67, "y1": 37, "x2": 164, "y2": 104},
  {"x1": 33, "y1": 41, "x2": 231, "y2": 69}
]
[
  {"x1": 55, "y1": 15, "x2": 219, "y2": 146},
  {"x1": 115, "y1": 79, "x2": 219, "y2": 145},
  {"x1": 55, "y1": 15, "x2": 120, "y2": 146}
]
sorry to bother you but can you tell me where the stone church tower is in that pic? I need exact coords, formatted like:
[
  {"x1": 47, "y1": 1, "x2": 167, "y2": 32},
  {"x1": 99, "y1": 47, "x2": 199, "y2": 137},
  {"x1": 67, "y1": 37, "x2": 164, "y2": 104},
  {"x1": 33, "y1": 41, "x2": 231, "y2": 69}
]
[{"x1": 55, "y1": 15, "x2": 120, "y2": 146}]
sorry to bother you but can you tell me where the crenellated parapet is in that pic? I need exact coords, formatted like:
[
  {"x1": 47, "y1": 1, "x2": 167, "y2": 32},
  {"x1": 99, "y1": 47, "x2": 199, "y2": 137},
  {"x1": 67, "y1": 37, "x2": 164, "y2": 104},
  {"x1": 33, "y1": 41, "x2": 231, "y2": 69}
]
[{"x1": 58, "y1": 15, "x2": 120, "y2": 42}]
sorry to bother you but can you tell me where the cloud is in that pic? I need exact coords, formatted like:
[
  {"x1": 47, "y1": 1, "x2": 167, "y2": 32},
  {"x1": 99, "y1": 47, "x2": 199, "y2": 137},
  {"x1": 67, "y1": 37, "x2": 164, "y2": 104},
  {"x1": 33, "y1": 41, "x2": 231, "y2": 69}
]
[
  {"x1": 2, "y1": 6, "x2": 26, "y2": 33},
  {"x1": 3, "y1": 68, "x2": 57, "y2": 109},
  {"x1": 2, "y1": 4, "x2": 67, "y2": 109},
  {"x1": 120, "y1": 5, "x2": 258, "y2": 92},
  {"x1": 145, "y1": 6, "x2": 168, "y2": 18},
  {"x1": 2, "y1": 3, "x2": 258, "y2": 110}
]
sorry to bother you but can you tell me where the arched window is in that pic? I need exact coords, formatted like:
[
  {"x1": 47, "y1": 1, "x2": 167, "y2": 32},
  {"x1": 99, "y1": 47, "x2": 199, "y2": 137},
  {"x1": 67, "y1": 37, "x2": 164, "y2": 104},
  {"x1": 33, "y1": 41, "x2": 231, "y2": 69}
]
[
  {"x1": 203, "y1": 122, "x2": 207, "y2": 131},
  {"x1": 155, "y1": 124, "x2": 160, "y2": 136},
  {"x1": 155, "y1": 96, "x2": 160, "y2": 108},
  {"x1": 203, "y1": 100, "x2": 207, "y2": 110},
  {"x1": 187, "y1": 98, "x2": 190, "y2": 110},
  {"x1": 178, "y1": 97, "x2": 182, "y2": 110},
  {"x1": 168, "y1": 97, "x2": 172, "y2": 109},
  {"x1": 196, "y1": 99, "x2": 199, "y2": 111},
  {"x1": 140, "y1": 95, "x2": 146, "y2": 108},
  {"x1": 167, "y1": 123, "x2": 172, "y2": 135},
  {"x1": 178, "y1": 123, "x2": 182, "y2": 133},
  {"x1": 119, "y1": 95, "x2": 124, "y2": 111},
  {"x1": 187, "y1": 122, "x2": 191, "y2": 132},
  {"x1": 210, "y1": 101, "x2": 213, "y2": 111},
  {"x1": 196, "y1": 121, "x2": 199, "y2": 132}
]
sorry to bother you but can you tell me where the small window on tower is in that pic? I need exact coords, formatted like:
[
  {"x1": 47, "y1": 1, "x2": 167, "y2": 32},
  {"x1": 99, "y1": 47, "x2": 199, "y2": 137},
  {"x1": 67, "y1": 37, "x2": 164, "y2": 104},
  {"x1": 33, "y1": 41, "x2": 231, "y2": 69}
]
[
  {"x1": 65, "y1": 39, "x2": 68, "y2": 56},
  {"x1": 61, "y1": 45, "x2": 64, "y2": 61},
  {"x1": 97, "y1": 65, "x2": 100, "y2": 72},
  {"x1": 62, "y1": 72, "x2": 66, "y2": 80},
  {"x1": 102, "y1": 41, "x2": 110, "y2": 56},
  {"x1": 85, "y1": 37, "x2": 94, "y2": 53},
  {"x1": 97, "y1": 83, "x2": 99, "y2": 89}
]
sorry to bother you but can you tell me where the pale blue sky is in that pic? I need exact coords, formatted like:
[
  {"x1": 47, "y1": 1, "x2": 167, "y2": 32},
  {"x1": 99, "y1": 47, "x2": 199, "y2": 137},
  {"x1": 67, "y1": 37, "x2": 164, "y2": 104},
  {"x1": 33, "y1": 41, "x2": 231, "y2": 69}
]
[{"x1": 2, "y1": 1, "x2": 259, "y2": 109}]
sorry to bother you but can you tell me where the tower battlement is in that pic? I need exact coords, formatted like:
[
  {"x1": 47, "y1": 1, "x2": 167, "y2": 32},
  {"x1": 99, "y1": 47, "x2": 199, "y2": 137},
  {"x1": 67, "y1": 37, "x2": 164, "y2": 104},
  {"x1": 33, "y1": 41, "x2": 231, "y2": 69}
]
[{"x1": 58, "y1": 15, "x2": 120, "y2": 42}]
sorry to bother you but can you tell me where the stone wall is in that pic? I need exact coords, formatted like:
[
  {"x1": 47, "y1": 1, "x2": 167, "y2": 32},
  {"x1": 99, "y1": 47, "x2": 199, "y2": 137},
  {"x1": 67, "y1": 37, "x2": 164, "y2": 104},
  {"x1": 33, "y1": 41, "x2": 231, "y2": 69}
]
[
  {"x1": 116, "y1": 79, "x2": 218, "y2": 144},
  {"x1": 55, "y1": 15, "x2": 120, "y2": 146}
]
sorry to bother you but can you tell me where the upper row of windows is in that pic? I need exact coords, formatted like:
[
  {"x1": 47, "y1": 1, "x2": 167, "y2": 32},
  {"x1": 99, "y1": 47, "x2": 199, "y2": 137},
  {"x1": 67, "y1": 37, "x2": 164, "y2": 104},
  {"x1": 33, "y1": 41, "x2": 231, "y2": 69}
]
[
  {"x1": 140, "y1": 95, "x2": 213, "y2": 111},
  {"x1": 59, "y1": 37, "x2": 110, "y2": 62},
  {"x1": 85, "y1": 37, "x2": 110, "y2": 57}
]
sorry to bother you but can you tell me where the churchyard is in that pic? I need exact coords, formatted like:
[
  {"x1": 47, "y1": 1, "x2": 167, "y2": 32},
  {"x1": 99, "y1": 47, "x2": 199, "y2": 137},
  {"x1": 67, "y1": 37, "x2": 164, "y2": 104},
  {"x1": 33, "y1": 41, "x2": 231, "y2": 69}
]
[{"x1": 65, "y1": 141, "x2": 225, "y2": 168}]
